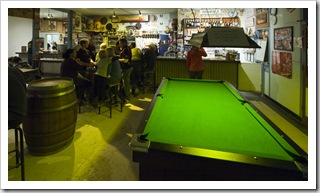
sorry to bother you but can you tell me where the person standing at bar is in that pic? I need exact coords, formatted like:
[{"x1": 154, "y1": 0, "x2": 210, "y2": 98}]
[
  {"x1": 60, "y1": 48, "x2": 91, "y2": 102},
  {"x1": 88, "y1": 39, "x2": 97, "y2": 62},
  {"x1": 186, "y1": 45, "x2": 207, "y2": 79},
  {"x1": 118, "y1": 38, "x2": 132, "y2": 102},
  {"x1": 130, "y1": 42, "x2": 143, "y2": 96},
  {"x1": 51, "y1": 41, "x2": 57, "y2": 50},
  {"x1": 75, "y1": 38, "x2": 95, "y2": 99},
  {"x1": 27, "y1": 40, "x2": 33, "y2": 67},
  {"x1": 75, "y1": 38, "x2": 95, "y2": 77}
]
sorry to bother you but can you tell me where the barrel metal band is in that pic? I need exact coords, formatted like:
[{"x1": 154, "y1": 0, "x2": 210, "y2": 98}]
[
  {"x1": 23, "y1": 122, "x2": 76, "y2": 138},
  {"x1": 28, "y1": 100, "x2": 77, "y2": 113},
  {"x1": 26, "y1": 135, "x2": 74, "y2": 155},
  {"x1": 27, "y1": 87, "x2": 75, "y2": 98}
]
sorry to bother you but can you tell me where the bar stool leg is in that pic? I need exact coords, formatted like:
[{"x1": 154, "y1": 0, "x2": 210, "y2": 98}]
[
  {"x1": 109, "y1": 87, "x2": 112, "y2": 118},
  {"x1": 17, "y1": 126, "x2": 25, "y2": 181},
  {"x1": 14, "y1": 128, "x2": 19, "y2": 165},
  {"x1": 8, "y1": 126, "x2": 25, "y2": 181},
  {"x1": 78, "y1": 98, "x2": 82, "y2": 113}
]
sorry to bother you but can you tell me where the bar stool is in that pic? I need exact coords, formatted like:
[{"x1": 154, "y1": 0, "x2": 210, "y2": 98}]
[
  {"x1": 78, "y1": 98, "x2": 83, "y2": 113},
  {"x1": 141, "y1": 67, "x2": 156, "y2": 94},
  {"x1": 8, "y1": 125, "x2": 25, "y2": 181},
  {"x1": 98, "y1": 82, "x2": 123, "y2": 118}
]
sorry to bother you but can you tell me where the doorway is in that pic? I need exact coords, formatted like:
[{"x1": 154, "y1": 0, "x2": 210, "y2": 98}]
[{"x1": 46, "y1": 34, "x2": 60, "y2": 50}]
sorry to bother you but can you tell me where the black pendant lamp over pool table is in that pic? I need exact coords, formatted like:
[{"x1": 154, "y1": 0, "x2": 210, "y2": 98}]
[{"x1": 189, "y1": 27, "x2": 261, "y2": 48}]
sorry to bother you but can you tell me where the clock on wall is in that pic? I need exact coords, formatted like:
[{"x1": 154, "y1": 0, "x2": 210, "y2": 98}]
[
  {"x1": 150, "y1": 15, "x2": 158, "y2": 22},
  {"x1": 270, "y1": 8, "x2": 277, "y2": 16},
  {"x1": 270, "y1": 15, "x2": 277, "y2": 25}
]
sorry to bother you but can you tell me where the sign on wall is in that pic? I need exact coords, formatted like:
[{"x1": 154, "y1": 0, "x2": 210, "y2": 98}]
[
  {"x1": 112, "y1": 15, "x2": 149, "y2": 23},
  {"x1": 272, "y1": 51, "x2": 292, "y2": 79}
]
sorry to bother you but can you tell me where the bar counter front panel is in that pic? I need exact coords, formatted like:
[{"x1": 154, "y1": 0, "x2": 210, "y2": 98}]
[
  {"x1": 33, "y1": 58, "x2": 64, "y2": 75},
  {"x1": 155, "y1": 57, "x2": 239, "y2": 88}
]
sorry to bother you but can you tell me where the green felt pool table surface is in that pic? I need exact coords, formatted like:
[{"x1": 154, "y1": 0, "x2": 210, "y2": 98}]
[{"x1": 142, "y1": 78, "x2": 300, "y2": 162}]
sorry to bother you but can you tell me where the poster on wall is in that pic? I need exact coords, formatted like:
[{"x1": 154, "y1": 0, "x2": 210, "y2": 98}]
[
  {"x1": 274, "y1": 26, "x2": 293, "y2": 51},
  {"x1": 272, "y1": 51, "x2": 292, "y2": 79},
  {"x1": 73, "y1": 15, "x2": 81, "y2": 32}
]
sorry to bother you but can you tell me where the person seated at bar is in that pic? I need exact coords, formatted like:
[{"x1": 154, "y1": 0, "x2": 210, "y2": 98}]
[
  {"x1": 142, "y1": 44, "x2": 157, "y2": 71},
  {"x1": 105, "y1": 47, "x2": 123, "y2": 104},
  {"x1": 60, "y1": 48, "x2": 91, "y2": 103},
  {"x1": 141, "y1": 44, "x2": 157, "y2": 85},
  {"x1": 95, "y1": 43, "x2": 107, "y2": 62},
  {"x1": 8, "y1": 56, "x2": 23, "y2": 67},
  {"x1": 89, "y1": 49, "x2": 111, "y2": 106}
]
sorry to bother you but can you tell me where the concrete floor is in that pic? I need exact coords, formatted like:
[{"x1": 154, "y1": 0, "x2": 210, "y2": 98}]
[
  {"x1": 7, "y1": 88, "x2": 309, "y2": 188},
  {"x1": 8, "y1": 91, "x2": 154, "y2": 182}
]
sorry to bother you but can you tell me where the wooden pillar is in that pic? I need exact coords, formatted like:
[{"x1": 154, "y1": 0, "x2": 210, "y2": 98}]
[{"x1": 32, "y1": 8, "x2": 42, "y2": 68}]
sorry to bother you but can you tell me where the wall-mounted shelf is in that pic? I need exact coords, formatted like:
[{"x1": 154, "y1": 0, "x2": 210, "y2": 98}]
[
  {"x1": 108, "y1": 35, "x2": 119, "y2": 47},
  {"x1": 182, "y1": 18, "x2": 240, "y2": 45}
]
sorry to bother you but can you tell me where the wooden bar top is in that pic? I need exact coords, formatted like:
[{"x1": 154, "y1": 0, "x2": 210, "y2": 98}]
[
  {"x1": 156, "y1": 56, "x2": 240, "y2": 62},
  {"x1": 33, "y1": 58, "x2": 64, "y2": 62}
]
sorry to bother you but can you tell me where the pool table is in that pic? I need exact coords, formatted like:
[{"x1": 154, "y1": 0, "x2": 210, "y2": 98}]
[{"x1": 129, "y1": 78, "x2": 308, "y2": 181}]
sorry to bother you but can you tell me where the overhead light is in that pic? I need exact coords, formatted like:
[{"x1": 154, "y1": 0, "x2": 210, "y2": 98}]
[
  {"x1": 113, "y1": 11, "x2": 116, "y2": 18},
  {"x1": 47, "y1": 9, "x2": 53, "y2": 18},
  {"x1": 139, "y1": 10, "x2": 142, "y2": 17}
]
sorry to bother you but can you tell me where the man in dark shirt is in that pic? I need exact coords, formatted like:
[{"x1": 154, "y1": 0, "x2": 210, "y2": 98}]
[
  {"x1": 118, "y1": 38, "x2": 132, "y2": 101},
  {"x1": 141, "y1": 44, "x2": 157, "y2": 90},
  {"x1": 27, "y1": 40, "x2": 33, "y2": 67},
  {"x1": 61, "y1": 48, "x2": 91, "y2": 101},
  {"x1": 143, "y1": 44, "x2": 157, "y2": 71},
  {"x1": 8, "y1": 67, "x2": 27, "y2": 128},
  {"x1": 76, "y1": 38, "x2": 95, "y2": 77},
  {"x1": 87, "y1": 39, "x2": 97, "y2": 62}
]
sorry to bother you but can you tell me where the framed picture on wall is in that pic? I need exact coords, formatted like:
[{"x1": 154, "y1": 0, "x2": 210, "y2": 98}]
[
  {"x1": 274, "y1": 26, "x2": 293, "y2": 51},
  {"x1": 255, "y1": 12, "x2": 268, "y2": 29},
  {"x1": 48, "y1": 21, "x2": 57, "y2": 31},
  {"x1": 73, "y1": 15, "x2": 81, "y2": 31},
  {"x1": 272, "y1": 51, "x2": 292, "y2": 79}
]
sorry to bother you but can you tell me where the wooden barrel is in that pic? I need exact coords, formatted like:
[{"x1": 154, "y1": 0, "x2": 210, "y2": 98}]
[{"x1": 23, "y1": 77, "x2": 77, "y2": 156}]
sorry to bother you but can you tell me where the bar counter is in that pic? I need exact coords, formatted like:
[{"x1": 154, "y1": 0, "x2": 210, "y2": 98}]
[
  {"x1": 15, "y1": 52, "x2": 62, "y2": 61},
  {"x1": 33, "y1": 58, "x2": 64, "y2": 75},
  {"x1": 155, "y1": 56, "x2": 240, "y2": 88}
]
